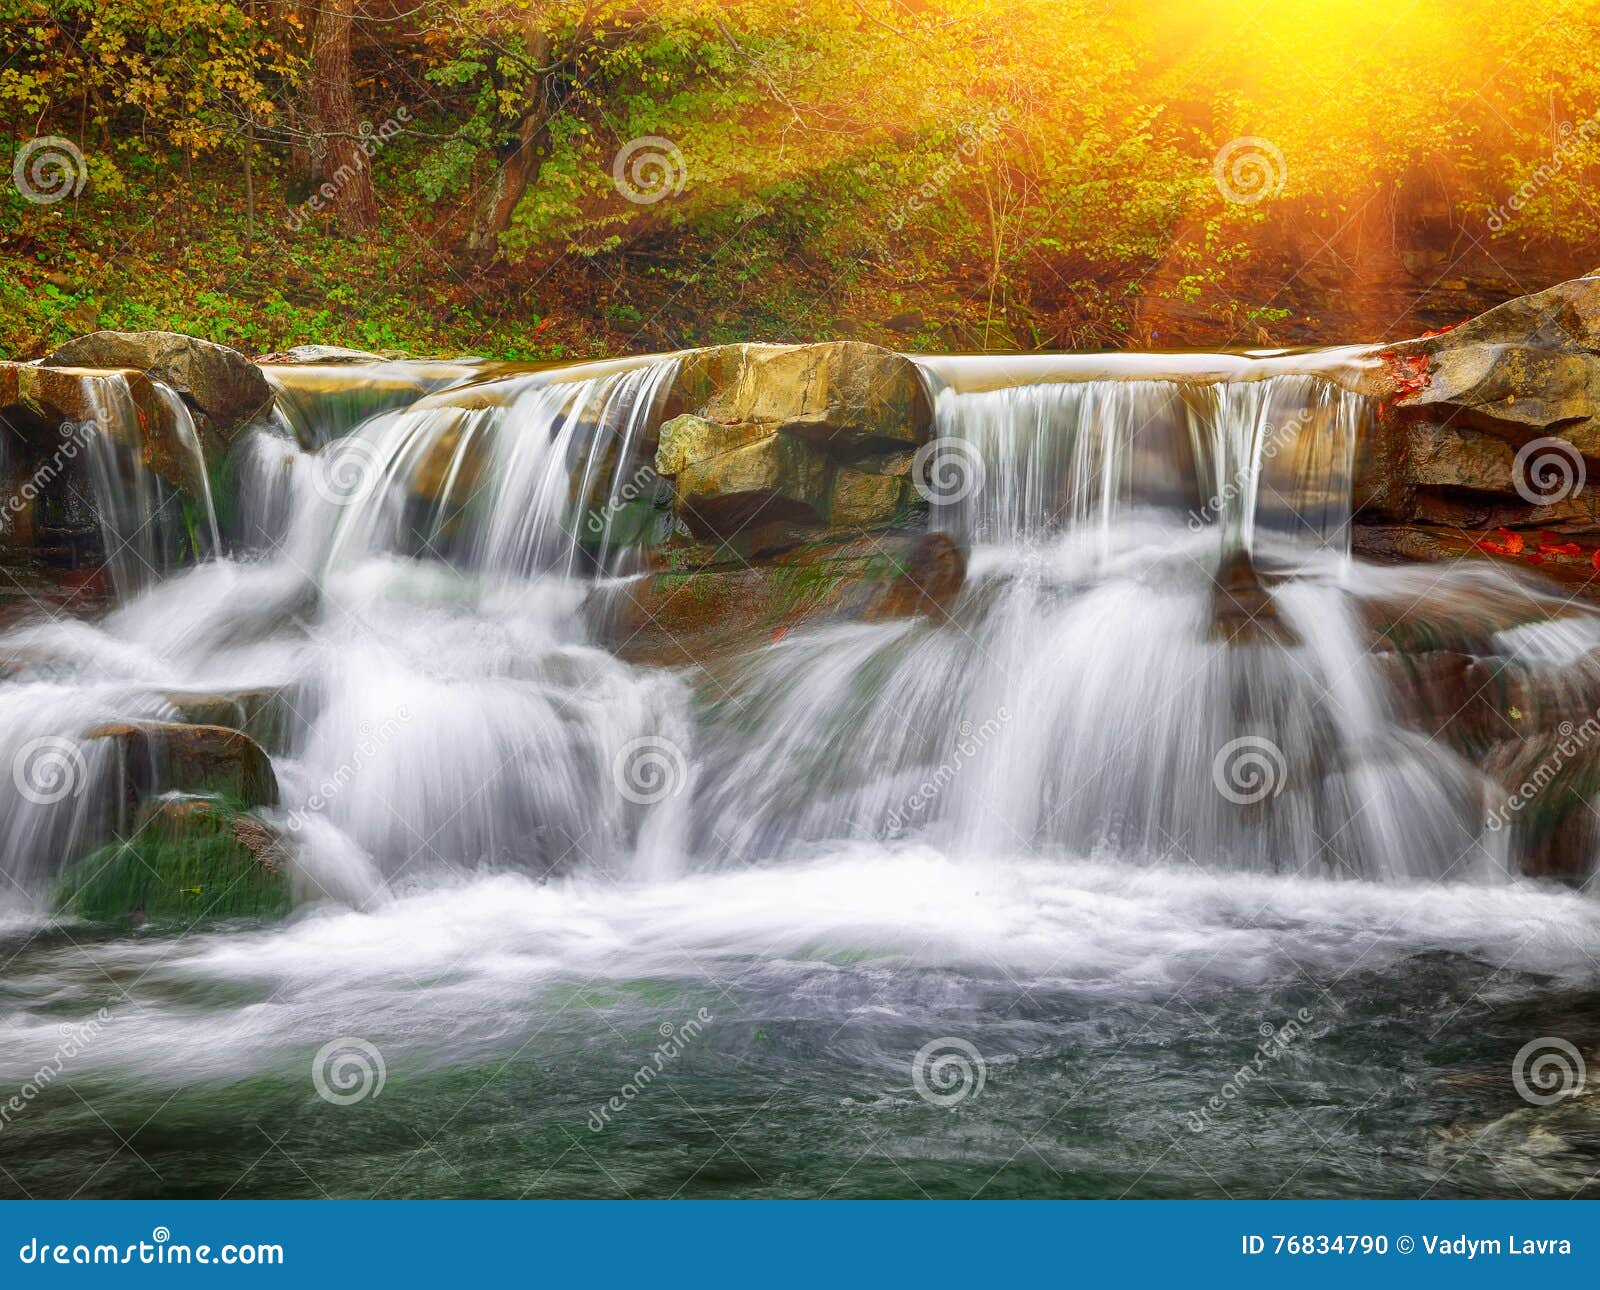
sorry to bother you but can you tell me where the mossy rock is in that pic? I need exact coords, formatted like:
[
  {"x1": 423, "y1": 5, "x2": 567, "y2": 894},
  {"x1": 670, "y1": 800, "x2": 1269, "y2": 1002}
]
[{"x1": 52, "y1": 799, "x2": 291, "y2": 928}]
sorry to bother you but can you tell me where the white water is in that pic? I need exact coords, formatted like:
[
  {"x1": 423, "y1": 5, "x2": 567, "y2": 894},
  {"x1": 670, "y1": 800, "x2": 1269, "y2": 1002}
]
[
  {"x1": 0, "y1": 357, "x2": 1586, "y2": 898},
  {"x1": 1, "y1": 847, "x2": 1597, "y2": 1091},
  {"x1": 3, "y1": 351, "x2": 1599, "y2": 1200}
]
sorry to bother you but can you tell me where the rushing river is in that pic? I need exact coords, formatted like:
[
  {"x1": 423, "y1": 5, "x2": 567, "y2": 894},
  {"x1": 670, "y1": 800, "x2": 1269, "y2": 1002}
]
[{"x1": 0, "y1": 351, "x2": 1596, "y2": 1198}]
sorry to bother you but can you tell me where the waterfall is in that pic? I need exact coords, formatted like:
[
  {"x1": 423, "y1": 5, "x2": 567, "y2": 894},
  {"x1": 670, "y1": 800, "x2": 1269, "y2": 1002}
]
[
  {"x1": 919, "y1": 371, "x2": 1362, "y2": 560},
  {"x1": 74, "y1": 373, "x2": 220, "y2": 601},
  {"x1": 0, "y1": 348, "x2": 1574, "y2": 903}
]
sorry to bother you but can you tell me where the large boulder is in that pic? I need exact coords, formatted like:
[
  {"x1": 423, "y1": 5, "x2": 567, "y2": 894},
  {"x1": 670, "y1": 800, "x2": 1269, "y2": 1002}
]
[
  {"x1": 665, "y1": 341, "x2": 932, "y2": 456},
  {"x1": 655, "y1": 342, "x2": 931, "y2": 540},
  {"x1": 44, "y1": 330, "x2": 274, "y2": 449},
  {"x1": 0, "y1": 361, "x2": 212, "y2": 552},
  {"x1": 1354, "y1": 275, "x2": 1600, "y2": 575}
]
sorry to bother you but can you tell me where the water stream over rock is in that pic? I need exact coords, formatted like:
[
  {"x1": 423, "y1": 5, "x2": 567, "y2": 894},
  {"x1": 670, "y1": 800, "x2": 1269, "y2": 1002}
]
[{"x1": 0, "y1": 344, "x2": 1595, "y2": 1198}]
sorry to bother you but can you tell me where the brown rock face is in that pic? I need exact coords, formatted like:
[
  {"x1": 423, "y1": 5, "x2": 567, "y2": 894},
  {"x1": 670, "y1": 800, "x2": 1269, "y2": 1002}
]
[
  {"x1": 43, "y1": 330, "x2": 274, "y2": 449},
  {"x1": 82, "y1": 720, "x2": 279, "y2": 815},
  {"x1": 1355, "y1": 275, "x2": 1600, "y2": 584},
  {"x1": 591, "y1": 531, "x2": 965, "y2": 668},
  {"x1": 655, "y1": 342, "x2": 931, "y2": 540}
]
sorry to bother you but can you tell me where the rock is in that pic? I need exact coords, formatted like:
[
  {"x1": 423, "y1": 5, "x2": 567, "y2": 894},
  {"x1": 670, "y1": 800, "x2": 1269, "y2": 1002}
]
[
  {"x1": 157, "y1": 687, "x2": 294, "y2": 754},
  {"x1": 1481, "y1": 734, "x2": 1600, "y2": 884},
  {"x1": 1405, "y1": 421, "x2": 1514, "y2": 492},
  {"x1": 43, "y1": 330, "x2": 274, "y2": 448},
  {"x1": 0, "y1": 361, "x2": 213, "y2": 544},
  {"x1": 1208, "y1": 551, "x2": 1298, "y2": 646},
  {"x1": 404, "y1": 412, "x2": 494, "y2": 546},
  {"x1": 654, "y1": 341, "x2": 931, "y2": 539},
  {"x1": 590, "y1": 531, "x2": 966, "y2": 668},
  {"x1": 82, "y1": 720, "x2": 279, "y2": 817},
  {"x1": 828, "y1": 460, "x2": 914, "y2": 529},
  {"x1": 666, "y1": 341, "x2": 932, "y2": 458},
  {"x1": 52, "y1": 798, "x2": 292, "y2": 926},
  {"x1": 1356, "y1": 275, "x2": 1600, "y2": 579},
  {"x1": 670, "y1": 432, "x2": 831, "y2": 538}
]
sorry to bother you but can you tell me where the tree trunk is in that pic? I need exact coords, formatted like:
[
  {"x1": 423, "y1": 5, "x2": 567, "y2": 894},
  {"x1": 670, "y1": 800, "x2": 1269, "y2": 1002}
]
[
  {"x1": 308, "y1": 0, "x2": 377, "y2": 236},
  {"x1": 466, "y1": 108, "x2": 548, "y2": 259},
  {"x1": 465, "y1": 24, "x2": 553, "y2": 261}
]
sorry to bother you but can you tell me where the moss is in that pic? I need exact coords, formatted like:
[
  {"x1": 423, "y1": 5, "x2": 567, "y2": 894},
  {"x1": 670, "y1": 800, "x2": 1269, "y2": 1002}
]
[{"x1": 52, "y1": 802, "x2": 291, "y2": 929}]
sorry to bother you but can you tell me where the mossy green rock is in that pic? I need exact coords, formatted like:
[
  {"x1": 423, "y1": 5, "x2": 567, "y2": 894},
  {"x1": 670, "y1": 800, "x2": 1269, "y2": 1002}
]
[{"x1": 53, "y1": 799, "x2": 291, "y2": 927}]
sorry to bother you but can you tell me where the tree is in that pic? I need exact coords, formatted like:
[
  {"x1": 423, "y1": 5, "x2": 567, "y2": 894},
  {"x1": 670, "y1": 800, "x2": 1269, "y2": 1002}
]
[{"x1": 307, "y1": 0, "x2": 378, "y2": 235}]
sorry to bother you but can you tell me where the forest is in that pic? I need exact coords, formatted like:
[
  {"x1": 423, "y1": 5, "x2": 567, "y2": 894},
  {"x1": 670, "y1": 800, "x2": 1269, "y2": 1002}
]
[{"x1": 3, "y1": 0, "x2": 1600, "y2": 357}]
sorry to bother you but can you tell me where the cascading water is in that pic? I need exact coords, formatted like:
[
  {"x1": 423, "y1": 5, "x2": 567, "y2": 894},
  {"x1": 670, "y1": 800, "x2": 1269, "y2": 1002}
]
[
  {"x1": 691, "y1": 370, "x2": 1488, "y2": 881},
  {"x1": 0, "y1": 349, "x2": 1596, "y2": 1201}
]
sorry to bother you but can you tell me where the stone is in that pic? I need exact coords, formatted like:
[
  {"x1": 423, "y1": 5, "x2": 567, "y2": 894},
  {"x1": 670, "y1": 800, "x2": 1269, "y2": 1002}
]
[
  {"x1": 828, "y1": 464, "x2": 912, "y2": 529},
  {"x1": 157, "y1": 687, "x2": 294, "y2": 754},
  {"x1": 1404, "y1": 421, "x2": 1514, "y2": 492},
  {"x1": 82, "y1": 720, "x2": 279, "y2": 815},
  {"x1": 43, "y1": 330, "x2": 274, "y2": 447},
  {"x1": 1208, "y1": 551, "x2": 1298, "y2": 646},
  {"x1": 1481, "y1": 734, "x2": 1600, "y2": 884},
  {"x1": 671, "y1": 432, "x2": 831, "y2": 538},
  {"x1": 666, "y1": 341, "x2": 932, "y2": 458},
  {"x1": 52, "y1": 798, "x2": 292, "y2": 927},
  {"x1": 590, "y1": 531, "x2": 966, "y2": 668}
]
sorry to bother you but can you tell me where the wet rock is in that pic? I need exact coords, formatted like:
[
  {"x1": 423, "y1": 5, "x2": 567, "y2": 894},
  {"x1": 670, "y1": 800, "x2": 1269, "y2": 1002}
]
[
  {"x1": 157, "y1": 687, "x2": 294, "y2": 755},
  {"x1": 1481, "y1": 734, "x2": 1600, "y2": 884},
  {"x1": 591, "y1": 531, "x2": 965, "y2": 668},
  {"x1": 828, "y1": 460, "x2": 914, "y2": 529},
  {"x1": 82, "y1": 720, "x2": 279, "y2": 815},
  {"x1": 654, "y1": 341, "x2": 931, "y2": 539},
  {"x1": 1405, "y1": 421, "x2": 1515, "y2": 492},
  {"x1": 669, "y1": 432, "x2": 831, "y2": 538},
  {"x1": 52, "y1": 798, "x2": 292, "y2": 927},
  {"x1": 666, "y1": 341, "x2": 932, "y2": 458},
  {"x1": 1208, "y1": 551, "x2": 1298, "y2": 646},
  {"x1": 1387, "y1": 276, "x2": 1600, "y2": 448},
  {"x1": 43, "y1": 330, "x2": 274, "y2": 448}
]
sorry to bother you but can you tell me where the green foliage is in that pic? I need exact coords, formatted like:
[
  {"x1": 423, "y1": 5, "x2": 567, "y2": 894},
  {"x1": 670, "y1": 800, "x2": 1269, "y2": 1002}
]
[{"x1": 1, "y1": 0, "x2": 1598, "y2": 357}]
